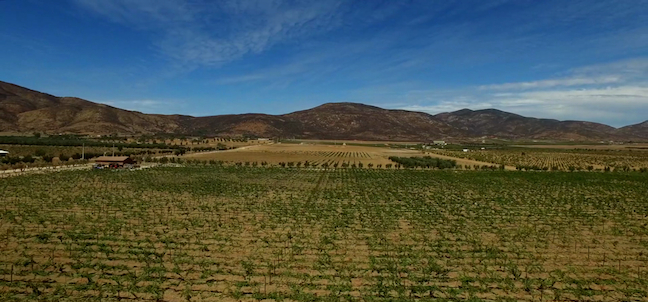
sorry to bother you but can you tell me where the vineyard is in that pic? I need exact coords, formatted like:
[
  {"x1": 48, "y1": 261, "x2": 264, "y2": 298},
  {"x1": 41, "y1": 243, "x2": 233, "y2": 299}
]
[
  {"x1": 429, "y1": 149, "x2": 648, "y2": 171},
  {"x1": 186, "y1": 144, "x2": 418, "y2": 168},
  {"x1": 1, "y1": 167, "x2": 648, "y2": 301}
]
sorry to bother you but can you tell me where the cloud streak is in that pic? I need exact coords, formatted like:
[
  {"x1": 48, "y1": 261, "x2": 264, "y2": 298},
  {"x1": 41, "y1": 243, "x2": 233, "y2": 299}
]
[
  {"x1": 395, "y1": 57, "x2": 648, "y2": 127},
  {"x1": 103, "y1": 99, "x2": 186, "y2": 114},
  {"x1": 397, "y1": 86, "x2": 648, "y2": 127},
  {"x1": 392, "y1": 57, "x2": 648, "y2": 127},
  {"x1": 71, "y1": 0, "x2": 358, "y2": 66},
  {"x1": 480, "y1": 76, "x2": 622, "y2": 90}
]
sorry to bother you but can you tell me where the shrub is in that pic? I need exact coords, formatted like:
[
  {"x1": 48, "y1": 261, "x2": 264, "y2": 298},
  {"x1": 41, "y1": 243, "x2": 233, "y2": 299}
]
[
  {"x1": 34, "y1": 149, "x2": 47, "y2": 157},
  {"x1": 389, "y1": 156, "x2": 457, "y2": 169},
  {"x1": 22, "y1": 155, "x2": 36, "y2": 163}
]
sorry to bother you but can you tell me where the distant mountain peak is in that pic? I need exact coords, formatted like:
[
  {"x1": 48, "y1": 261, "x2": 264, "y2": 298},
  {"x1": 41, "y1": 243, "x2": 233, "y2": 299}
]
[
  {"x1": 451, "y1": 108, "x2": 473, "y2": 114},
  {"x1": 311, "y1": 102, "x2": 384, "y2": 110},
  {"x1": 475, "y1": 108, "x2": 508, "y2": 114}
]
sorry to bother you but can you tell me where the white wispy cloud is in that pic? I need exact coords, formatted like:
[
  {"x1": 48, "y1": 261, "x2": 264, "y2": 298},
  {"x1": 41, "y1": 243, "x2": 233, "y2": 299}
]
[
  {"x1": 391, "y1": 57, "x2": 648, "y2": 127},
  {"x1": 70, "y1": 0, "x2": 199, "y2": 27},
  {"x1": 397, "y1": 86, "x2": 648, "y2": 127},
  {"x1": 571, "y1": 57, "x2": 648, "y2": 78},
  {"x1": 72, "y1": 0, "x2": 352, "y2": 66},
  {"x1": 69, "y1": 0, "x2": 648, "y2": 82},
  {"x1": 213, "y1": 53, "x2": 330, "y2": 85},
  {"x1": 479, "y1": 76, "x2": 622, "y2": 90},
  {"x1": 491, "y1": 86, "x2": 648, "y2": 121},
  {"x1": 103, "y1": 99, "x2": 185, "y2": 114}
]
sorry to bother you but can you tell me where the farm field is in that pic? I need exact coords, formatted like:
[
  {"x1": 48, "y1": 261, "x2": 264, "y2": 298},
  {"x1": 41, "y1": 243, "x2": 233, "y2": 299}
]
[
  {"x1": 283, "y1": 139, "x2": 423, "y2": 146},
  {"x1": 1, "y1": 166, "x2": 648, "y2": 301},
  {"x1": 185, "y1": 144, "x2": 416, "y2": 167},
  {"x1": 0, "y1": 144, "x2": 165, "y2": 158},
  {"x1": 184, "y1": 143, "x2": 502, "y2": 169},
  {"x1": 430, "y1": 148, "x2": 648, "y2": 171},
  {"x1": 512, "y1": 144, "x2": 648, "y2": 151}
]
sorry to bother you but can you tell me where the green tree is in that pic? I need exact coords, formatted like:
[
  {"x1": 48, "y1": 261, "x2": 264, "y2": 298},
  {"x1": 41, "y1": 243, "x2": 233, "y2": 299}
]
[
  {"x1": 22, "y1": 155, "x2": 36, "y2": 163},
  {"x1": 34, "y1": 149, "x2": 47, "y2": 157}
]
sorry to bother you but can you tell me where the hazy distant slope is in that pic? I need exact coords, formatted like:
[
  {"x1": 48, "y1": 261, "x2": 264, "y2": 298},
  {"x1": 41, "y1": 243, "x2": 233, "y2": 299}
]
[
  {"x1": 1, "y1": 80, "x2": 646, "y2": 140},
  {"x1": 434, "y1": 108, "x2": 623, "y2": 140}
]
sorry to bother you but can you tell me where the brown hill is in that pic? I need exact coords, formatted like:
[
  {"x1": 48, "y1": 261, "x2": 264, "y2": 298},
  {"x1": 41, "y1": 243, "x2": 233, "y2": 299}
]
[
  {"x1": 619, "y1": 121, "x2": 648, "y2": 139},
  {"x1": 282, "y1": 103, "x2": 461, "y2": 140},
  {"x1": 0, "y1": 81, "x2": 187, "y2": 134},
  {"x1": 188, "y1": 114, "x2": 298, "y2": 138},
  {"x1": 1, "y1": 80, "x2": 646, "y2": 141},
  {"x1": 434, "y1": 108, "x2": 623, "y2": 140}
]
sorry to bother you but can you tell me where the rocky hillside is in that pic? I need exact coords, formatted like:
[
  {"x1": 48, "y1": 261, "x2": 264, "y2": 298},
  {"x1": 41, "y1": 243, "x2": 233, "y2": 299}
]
[
  {"x1": 282, "y1": 103, "x2": 461, "y2": 140},
  {"x1": 1, "y1": 80, "x2": 646, "y2": 141},
  {"x1": 619, "y1": 121, "x2": 648, "y2": 140},
  {"x1": 434, "y1": 108, "x2": 624, "y2": 140},
  {"x1": 0, "y1": 81, "x2": 189, "y2": 134}
]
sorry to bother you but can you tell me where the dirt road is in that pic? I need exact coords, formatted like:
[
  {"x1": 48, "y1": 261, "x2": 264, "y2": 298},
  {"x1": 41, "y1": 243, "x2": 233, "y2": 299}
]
[{"x1": 0, "y1": 163, "x2": 93, "y2": 178}]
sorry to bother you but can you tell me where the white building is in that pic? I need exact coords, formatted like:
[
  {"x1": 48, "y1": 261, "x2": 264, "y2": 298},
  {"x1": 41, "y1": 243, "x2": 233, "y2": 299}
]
[{"x1": 0, "y1": 150, "x2": 9, "y2": 157}]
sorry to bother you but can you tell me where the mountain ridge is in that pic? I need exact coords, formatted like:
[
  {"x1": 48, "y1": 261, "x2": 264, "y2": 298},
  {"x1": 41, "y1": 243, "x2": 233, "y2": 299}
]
[{"x1": 1, "y1": 81, "x2": 646, "y2": 141}]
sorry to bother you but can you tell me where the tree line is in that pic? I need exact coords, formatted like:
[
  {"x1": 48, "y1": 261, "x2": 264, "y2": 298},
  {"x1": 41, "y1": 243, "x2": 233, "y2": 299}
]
[
  {"x1": 0, "y1": 135, "x2": 172, "y2": 149},
  {"x1": 388, "y1": 156, "x2": 457, "y2": 169}
]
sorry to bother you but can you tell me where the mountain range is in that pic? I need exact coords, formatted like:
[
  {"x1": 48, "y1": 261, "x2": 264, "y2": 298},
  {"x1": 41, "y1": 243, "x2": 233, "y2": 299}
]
[{"x1": 1, "y1": 80, "x2": 646, "y2": 141}]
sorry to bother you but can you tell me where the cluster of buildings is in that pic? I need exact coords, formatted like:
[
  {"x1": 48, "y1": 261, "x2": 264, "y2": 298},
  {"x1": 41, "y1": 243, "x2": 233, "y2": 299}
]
[
  {"x1": 93, "y1": 156, "x2": 136, "y2": 169},
  {"x1": 1, "y1": 149, "x2": 137, "y2": 169},
  {"x1": 422, "y1": 141, "x2": 447, "y2": 149}
]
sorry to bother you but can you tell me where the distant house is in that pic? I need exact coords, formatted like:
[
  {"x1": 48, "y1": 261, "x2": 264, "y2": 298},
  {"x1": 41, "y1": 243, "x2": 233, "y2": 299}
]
[
  {"x1": 94, "y1": 156, "x2": 136, "y2": 168},
  {"x1": 0, "y1": 150, "x2": 8, "y2": 157},
  {"x1": 433, "y1": 140, "x2": 447, "y2": 146},
  {"x1": 463, "y1": 148, "x2": 469, "y2": 152}
]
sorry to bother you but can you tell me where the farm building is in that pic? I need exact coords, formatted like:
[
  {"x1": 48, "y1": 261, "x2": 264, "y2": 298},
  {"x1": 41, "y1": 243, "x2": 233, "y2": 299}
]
[
  {"x1": 94, "y1": 156, "x2": 136, "y2": 168},
  {"x1": 0, "y1": 150, "x2": 8, "y2": 157},
  {"x1": 433, "y1": 140, "x2": 447, "y2": 146}
]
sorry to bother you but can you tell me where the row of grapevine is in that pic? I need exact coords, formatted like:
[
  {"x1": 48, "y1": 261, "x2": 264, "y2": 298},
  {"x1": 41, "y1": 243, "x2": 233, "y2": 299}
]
[{"x1": 0, "y1": 167, "x2": 647, "y2": 300}]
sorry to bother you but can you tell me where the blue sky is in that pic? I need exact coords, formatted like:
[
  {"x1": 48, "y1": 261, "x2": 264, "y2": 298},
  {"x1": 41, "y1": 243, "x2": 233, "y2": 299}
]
[{"x1": 1, "y1": 0, "x2": 648, "y2": 127}]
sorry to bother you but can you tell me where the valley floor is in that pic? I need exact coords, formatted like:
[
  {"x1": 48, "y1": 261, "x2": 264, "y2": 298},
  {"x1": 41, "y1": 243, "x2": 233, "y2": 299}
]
[{"x1": 184, "y1": 143, "x2": 508, "y2": 169}]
